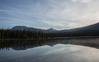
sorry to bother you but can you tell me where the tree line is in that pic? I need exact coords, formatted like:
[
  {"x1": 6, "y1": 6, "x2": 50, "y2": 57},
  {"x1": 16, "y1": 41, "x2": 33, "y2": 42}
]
[
  {"x1": 0, "y1": 29, "x2": 99, "y2": 39},
  {"x1": 0, "y1": 29, "x2": 53, "y2": 39}
]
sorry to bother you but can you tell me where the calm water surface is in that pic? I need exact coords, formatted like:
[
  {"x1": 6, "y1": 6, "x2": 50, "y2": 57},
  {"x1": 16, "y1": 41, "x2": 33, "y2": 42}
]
[{"x1": 0, "y1": 38, "x2": 99, "y2": 62}]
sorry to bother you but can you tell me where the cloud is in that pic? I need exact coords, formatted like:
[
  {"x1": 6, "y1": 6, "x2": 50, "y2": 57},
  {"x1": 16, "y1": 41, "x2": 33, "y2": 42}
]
[
  {"x1": 44, "y1": 0, "x2": 99, "y2": 28},
  {"x1": 0, "y1": 0, "x2": 99, "y2": 29},
  {"x1": 72, "y1": 0, "x2": 91, "y2": 3}
]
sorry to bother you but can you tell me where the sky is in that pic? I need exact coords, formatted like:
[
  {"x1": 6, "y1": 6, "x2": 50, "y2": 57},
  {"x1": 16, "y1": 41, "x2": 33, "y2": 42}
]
[{"x1": 0, "y1": 0, "x2": 99, "y2": 30}]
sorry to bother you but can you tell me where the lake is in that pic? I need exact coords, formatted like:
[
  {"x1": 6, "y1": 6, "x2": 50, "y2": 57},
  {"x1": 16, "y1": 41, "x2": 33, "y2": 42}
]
[{"x1": 0, "y1": 38, "x2": 99, "y2": 62}]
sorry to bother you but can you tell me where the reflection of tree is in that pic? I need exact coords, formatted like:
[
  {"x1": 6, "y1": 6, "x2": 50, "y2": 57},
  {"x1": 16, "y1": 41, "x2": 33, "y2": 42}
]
[{"x1": 0, "y1": 38, "x2": 99, "y2": 50}]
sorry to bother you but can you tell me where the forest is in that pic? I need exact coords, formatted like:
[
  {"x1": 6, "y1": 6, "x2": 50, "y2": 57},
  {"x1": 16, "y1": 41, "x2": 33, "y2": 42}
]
[
  {"x1": 0, "y1": 29, "x2": 99, "y2": 39},
  {"x1": 0, "y1": 29, "x2": 53, "y2": 39}
]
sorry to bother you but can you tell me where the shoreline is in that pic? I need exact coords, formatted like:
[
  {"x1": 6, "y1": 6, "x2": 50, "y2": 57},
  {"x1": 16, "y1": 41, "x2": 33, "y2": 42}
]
[
  {"x1": 0, "y1": 38, "x2": 53, "y2": 40},
  {"x1": 0, "y1": 36, "x2": 99, "y2": 40}
]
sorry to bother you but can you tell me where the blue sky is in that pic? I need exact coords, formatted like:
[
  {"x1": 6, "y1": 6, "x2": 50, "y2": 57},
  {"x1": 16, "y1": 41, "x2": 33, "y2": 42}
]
[{"x1": 0, "y1": 0, "x2": 99, "y2": 30}]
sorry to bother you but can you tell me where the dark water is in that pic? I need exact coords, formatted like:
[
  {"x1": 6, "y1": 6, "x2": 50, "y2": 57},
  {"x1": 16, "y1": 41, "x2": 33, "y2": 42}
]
[{"x1": 0, "y1": 38, "x2": 99, "y2": 62}]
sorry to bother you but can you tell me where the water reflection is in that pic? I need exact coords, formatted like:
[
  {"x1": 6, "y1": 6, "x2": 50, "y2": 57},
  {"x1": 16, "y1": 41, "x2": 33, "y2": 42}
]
[
  {"x1": 0, "y1": 38, "x2": 99, "y2": 62},
  {"x1": 0, "y1": 38, "x2": 99, "y2": 50},
  {"x1": 0, "y1": 44, "x2": 99, "y2": 62}
]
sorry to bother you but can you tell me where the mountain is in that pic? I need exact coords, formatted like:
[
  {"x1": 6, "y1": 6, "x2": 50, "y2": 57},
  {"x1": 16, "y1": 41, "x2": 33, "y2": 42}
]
[
  {"x1": 71, "y1": 22, "x2": 99, "y2": 31},
  {"x1": 11, "y1": 22, "x2": 99, "y2": 37},
  {"x1": 54, "y1": 22, "x2": 99, "y2": 37},
  {"x1": 11, "y1": 26, "x2": 57, "y2": 32},
  {"x1": 59, "y1": 22, "x2": 99, "y2": 32},
  {"x1": 46, "y1": 28, "x2": 57, "y2": 32},
  {"x1": 12, "y1": 26, "x2": 44, "y2": 32}
]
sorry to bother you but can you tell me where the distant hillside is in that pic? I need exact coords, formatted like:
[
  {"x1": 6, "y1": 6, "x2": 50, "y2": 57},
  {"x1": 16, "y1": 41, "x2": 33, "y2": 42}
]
[
  {"x1": 11, "y1": 22, "x2": 99, "y2": 37},
  {"x1": 12, "y1": 26, "x2": 43, "y2": 32},
  {"x1": 54, "y1": 22, "x2": 99, "y2": 37},
  {"x1": 12, "y1": 26, "x2": 57, "y2": 32}
]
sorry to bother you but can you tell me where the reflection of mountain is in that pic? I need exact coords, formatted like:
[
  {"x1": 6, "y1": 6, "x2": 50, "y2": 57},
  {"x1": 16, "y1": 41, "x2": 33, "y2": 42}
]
[{"x1": 0, "y1": 38, "x2": 99, "y2": 50}]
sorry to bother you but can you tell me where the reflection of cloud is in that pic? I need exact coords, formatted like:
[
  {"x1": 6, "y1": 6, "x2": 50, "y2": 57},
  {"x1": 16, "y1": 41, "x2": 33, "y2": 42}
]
[
  {"x1": 1, "y1": 44, "x2": 99, "y2": 62},
  {"x1": 38, "y1": 44, "x2": 99, "y2": 62}
]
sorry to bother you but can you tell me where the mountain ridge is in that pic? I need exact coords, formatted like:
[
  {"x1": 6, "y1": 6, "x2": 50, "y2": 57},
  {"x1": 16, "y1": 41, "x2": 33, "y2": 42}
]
[
  {"x1": 11, "y1": 22, "x2": 99, "y2": 33},
  {"x1": 12, "y1": 26, "x2": 57, "y2": 32}
]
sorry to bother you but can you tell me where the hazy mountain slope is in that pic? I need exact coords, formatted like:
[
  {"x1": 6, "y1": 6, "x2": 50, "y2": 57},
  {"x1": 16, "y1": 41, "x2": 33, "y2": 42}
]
[
  {"x1": 11, "y1": 22, "x2": 99, "y2": 34},
  {"x1": 54, "y1": 22, "x2": 99, "y2": 37},
  {"x1": 59, "y1": 22, "x2": 99, "y2": 32},
  {"x1": 11, "y1": 26, "x2": 57, "y2": 32},
  {"x1": 12, "y1": 26, "x2": 43, "y2": 32}
]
